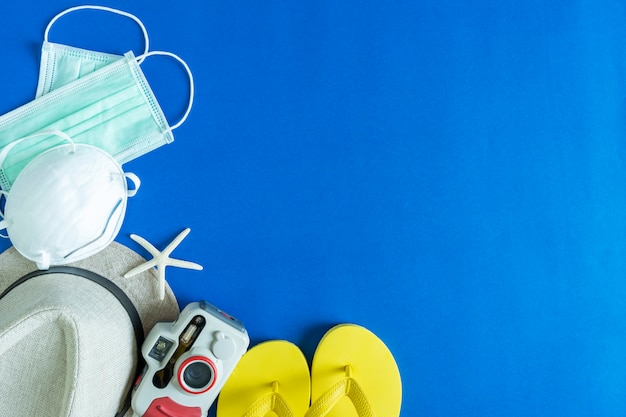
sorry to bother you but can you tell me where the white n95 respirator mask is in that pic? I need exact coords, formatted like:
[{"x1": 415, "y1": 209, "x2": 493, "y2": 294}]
[{"x1": 0, "y1": 130, "x2": 140, "y2": 270}]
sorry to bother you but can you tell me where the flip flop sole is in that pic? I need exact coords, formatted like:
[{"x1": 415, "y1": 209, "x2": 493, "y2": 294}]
[
  {"x1": 217, "y1": 340, "x2": 311, "y2": 417},
  {"x1": 309, "y1": 324, "x2": 402, "y2": 417}
]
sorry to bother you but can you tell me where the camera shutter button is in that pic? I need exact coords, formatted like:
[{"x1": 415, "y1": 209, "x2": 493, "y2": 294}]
[{"x1": 212, "y1": 331, "x2": 236, "y2": 360}]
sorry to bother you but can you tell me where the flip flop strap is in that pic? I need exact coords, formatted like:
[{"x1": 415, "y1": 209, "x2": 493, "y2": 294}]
[
  {"x1": 243, "y1": 391, "x2": 296, "y2": 417},
  {"x1": 306, "y1": 377, "x2": 376, "y2": 417}
]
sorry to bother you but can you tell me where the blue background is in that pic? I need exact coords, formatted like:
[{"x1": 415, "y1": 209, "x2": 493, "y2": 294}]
[{"x1": 2, "y1": 1, "x2": 626, "y2": 416}]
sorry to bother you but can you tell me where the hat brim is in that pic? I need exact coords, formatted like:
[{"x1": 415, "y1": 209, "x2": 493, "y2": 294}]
[{"x1": 0, "y1": 242, "x2": 179, "y2": 335}]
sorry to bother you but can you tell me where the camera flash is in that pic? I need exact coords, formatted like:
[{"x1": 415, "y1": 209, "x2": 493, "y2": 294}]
[{"x1": 181, "y1": 324, "x2": 198, "y2": 345}]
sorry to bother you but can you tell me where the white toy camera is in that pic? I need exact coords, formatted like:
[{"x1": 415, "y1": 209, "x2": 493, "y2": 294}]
[{"x1": 131, "y1": 301, "x2": 249, "y2": 417}]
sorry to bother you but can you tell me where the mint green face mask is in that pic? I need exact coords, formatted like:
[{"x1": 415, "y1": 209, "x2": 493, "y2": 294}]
[
  {"x1": 36, "y1": 5, "x2": 150, "y2": 97},
  {"x1": 0, "y1": 50, "x2": 194, "y2": 191}
]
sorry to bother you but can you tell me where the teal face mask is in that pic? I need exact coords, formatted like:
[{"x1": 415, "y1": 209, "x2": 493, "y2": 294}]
[
  {"x1": 0, "y1": 50, "x2": 194, "y2": 191},
  {"x1": 36, "y1": 5, "x2": 150, "y2": 97}
]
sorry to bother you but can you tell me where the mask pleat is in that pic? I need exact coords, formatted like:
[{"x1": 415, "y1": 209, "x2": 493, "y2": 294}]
[
  {"x1": 39, "y1": 46, "x2": 123, "y2": 96},
  {"x1": 0, "y1": 85, "x2": 141, "y2": 171}
]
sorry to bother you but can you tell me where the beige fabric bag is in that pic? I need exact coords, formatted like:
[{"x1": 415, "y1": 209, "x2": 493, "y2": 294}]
[{"x1": 0, "y1": 242, "x2": 180, "y2": 417}]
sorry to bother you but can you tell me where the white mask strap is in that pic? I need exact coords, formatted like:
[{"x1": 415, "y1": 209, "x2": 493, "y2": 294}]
[
  {"x1": 0, "y1": 129, "x2": 75, "y2": 170},
  {"x1": 124, "y1": 172, "x2": 141, "y2": 198},
  {"x1": 0, "y1": 191, "x2": 8, "y2": 238},
  {"x1": 44, "y1": 5, "x2": 150, "y2": 64},
  {"x1": 136, "y1": 51, "x2": 195, "y2": 131},
  {"x1": 37, "y1": 252, "x2": 51, "y2": 270}
]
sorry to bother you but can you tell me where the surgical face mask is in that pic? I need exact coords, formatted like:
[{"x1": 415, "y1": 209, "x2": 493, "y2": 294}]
[
  {"x1": 0, "y1": 130, "x2": 140, "y2": 269},
  {"x1": 0, "y1": 49, "x2": 194, "y2": 191},
  {"x1": 37, "y1": 5, "x2": 150, "y2": 97}
]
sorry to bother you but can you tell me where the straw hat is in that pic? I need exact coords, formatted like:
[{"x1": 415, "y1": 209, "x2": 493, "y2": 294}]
[{"x1": 0, "y1": 242, "x2": 180, "y2": 417}]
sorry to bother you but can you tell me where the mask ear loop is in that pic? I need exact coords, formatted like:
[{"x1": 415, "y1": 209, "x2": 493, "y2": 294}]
[
  {"x1": 136, "y1": 51, "x2": 195, "y2": 132},
  {"x1": 44, "y1": 5, "x2": 150, "y2": 64}
]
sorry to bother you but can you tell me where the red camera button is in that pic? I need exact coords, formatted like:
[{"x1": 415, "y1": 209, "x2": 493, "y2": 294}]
[{"x1": 144, "y1": 397, "x2": 202, "y2": 417}]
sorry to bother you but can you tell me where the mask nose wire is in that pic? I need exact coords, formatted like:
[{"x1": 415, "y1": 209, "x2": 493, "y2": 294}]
[
  {"x1": 136, "y1": 51, "x2": 195, "y2": 132},
  {"x1": 43, "y1": 5, "x2": 150, "y2": 64}
]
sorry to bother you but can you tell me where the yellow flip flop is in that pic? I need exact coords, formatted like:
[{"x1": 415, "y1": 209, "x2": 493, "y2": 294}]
[
  {"x1": 306, "y1": 324, "x2": 402, "y2": 417},
  {"x1": 217, "y1": 340, "x2": 311, "y2": 417}
]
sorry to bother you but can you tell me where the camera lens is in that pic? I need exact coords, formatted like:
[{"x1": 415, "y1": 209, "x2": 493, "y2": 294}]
[
  {"x1": 184, "y1": 362, "x2": 212, "y2": 388},
  {"x1": 178, "y1": 357, "x2": 217, "y2": 394}
]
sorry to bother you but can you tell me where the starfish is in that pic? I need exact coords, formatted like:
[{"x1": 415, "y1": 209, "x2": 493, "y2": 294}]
[{"x1": 124, "y1": 228, "x2": 203, "y2": 300}]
